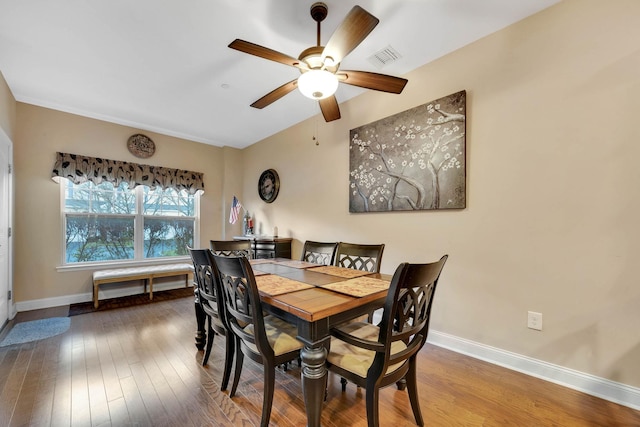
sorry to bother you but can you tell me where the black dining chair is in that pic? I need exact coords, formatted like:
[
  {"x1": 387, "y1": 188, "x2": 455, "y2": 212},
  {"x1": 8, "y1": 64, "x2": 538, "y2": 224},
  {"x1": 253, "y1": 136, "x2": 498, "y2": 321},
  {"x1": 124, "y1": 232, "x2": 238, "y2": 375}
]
[
  {"x1": 327, "y1": 255, "x2": 448, "y2": 427},
  {"x1": 212, "y1": 254, "x2": 303, "y2": 427},
  {"x1": 188, "y1": 247, "x2": 234, "y2": 391},
  {"x1": 335, "y1": 242, "x2": 386, "y2": 324},
  {"x1": 300, "y1": 240, "x2": 338, "y2": 265},
  {"x1": 210, "y1": 239, "x2": 252, "y2": 258},
  {"x1": 334, "y1": 242, "x2": 385, "y2": 273}
]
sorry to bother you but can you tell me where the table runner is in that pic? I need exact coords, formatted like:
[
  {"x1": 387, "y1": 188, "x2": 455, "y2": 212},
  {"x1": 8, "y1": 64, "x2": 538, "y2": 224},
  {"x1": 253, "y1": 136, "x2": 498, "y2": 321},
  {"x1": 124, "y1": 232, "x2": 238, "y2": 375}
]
[
  {"x1": 252, "y1": 269, "x2": 270, "y2": 276},
  {"x1": 307, "y1": 265, "x2": 372, "y2": 279},
  {"x1": 249, "y1": 259, "x2": 274, "y2": 265},
  {"x1": 273, "y1": 259, "x2": 321, "y2": 269}
]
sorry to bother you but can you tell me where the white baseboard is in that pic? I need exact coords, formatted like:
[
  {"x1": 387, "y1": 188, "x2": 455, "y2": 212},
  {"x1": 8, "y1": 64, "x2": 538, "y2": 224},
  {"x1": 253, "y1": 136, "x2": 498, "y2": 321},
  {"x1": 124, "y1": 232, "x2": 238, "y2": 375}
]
[
  {"x1": 428, "y1": 330, "x2": 640, "y2": 411},
  {"x1": 16, "y1": 292, "x2": 90, "y2": 312},
  {"x1": 15, "y1": 280, "x2": 192, "y2": 312}
]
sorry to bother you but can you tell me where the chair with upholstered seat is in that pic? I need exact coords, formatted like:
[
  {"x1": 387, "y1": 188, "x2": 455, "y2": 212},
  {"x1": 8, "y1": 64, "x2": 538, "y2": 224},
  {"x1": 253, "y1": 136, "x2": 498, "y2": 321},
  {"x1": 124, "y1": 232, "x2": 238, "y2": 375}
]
[
  {"x1": 300, "y1": 240, "x2": 338, "y2": 265},
  {"x1": 212, "y1": 254, "x2": 303, "y2": 427},
  {"x1": 210, "y1": 239, "x2": 252, "y2": 258},
  {"x1": 327, "y1": 255, "x2": 448, "y2": 427},
  {"x1": 334, "y1": 242, "x2": 385, "y2": 273},
  {"x1": 188, "y1": 247, "x2": 234, "y2": 391}
]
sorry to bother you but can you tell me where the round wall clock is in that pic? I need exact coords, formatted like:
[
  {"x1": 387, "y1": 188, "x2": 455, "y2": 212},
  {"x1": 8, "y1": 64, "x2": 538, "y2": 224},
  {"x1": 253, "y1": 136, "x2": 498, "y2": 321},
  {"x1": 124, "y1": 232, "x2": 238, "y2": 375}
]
[
  {"x1": 127, "y1": 134, "x2": 156, "y2": 158},
  {"x1": 258, "y1": 169, "x2": 280, "y2": 203}
]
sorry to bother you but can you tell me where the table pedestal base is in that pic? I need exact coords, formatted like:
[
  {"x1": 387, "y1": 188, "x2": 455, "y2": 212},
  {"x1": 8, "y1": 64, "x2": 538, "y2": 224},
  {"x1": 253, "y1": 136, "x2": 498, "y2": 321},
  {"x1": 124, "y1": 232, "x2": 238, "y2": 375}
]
[{"x1": 300, "y1": 340, "x2": 329, "y2": 427}]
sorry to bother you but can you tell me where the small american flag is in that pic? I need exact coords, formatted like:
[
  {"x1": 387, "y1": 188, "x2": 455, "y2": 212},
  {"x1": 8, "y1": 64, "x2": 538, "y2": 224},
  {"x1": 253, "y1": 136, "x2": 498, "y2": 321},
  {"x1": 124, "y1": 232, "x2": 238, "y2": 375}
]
[{"x1": 229, "y1": 196, "x2": 242, "y2": 224}]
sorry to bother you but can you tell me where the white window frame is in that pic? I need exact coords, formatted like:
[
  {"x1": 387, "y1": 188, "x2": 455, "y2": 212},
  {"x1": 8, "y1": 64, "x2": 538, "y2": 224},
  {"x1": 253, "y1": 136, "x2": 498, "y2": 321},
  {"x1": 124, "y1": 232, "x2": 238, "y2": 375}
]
[{"x1": 58, "y1": 178, "x2": 200, "y2": 270}]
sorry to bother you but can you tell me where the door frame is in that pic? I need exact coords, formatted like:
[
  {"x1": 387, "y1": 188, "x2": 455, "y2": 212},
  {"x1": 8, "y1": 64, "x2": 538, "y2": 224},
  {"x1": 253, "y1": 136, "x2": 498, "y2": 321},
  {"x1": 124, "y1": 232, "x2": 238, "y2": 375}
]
[{"x1": 0, "y1": 127, "x2": 14, "y2": 327}]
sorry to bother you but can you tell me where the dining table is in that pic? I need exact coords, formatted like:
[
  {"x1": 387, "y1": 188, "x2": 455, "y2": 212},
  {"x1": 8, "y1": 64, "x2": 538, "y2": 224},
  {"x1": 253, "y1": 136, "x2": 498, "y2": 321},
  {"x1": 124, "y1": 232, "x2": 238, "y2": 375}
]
[{"x1": 193, "y1": 257, "x2": 392, "y2": 427}]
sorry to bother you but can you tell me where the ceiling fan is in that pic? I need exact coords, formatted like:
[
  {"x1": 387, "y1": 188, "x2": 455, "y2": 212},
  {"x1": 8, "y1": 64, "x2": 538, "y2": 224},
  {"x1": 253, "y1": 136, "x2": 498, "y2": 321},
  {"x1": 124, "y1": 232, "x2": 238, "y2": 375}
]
[{"x1": 228, "y1": 2, "x2": 408, "y2": 122}]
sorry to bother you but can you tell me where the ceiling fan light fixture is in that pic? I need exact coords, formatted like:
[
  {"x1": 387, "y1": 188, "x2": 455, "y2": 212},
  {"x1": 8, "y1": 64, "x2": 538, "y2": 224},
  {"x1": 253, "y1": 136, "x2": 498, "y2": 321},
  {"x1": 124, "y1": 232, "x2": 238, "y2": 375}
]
[{"x1": 297, "y1": 69, "x2": 338, "y2": 100}]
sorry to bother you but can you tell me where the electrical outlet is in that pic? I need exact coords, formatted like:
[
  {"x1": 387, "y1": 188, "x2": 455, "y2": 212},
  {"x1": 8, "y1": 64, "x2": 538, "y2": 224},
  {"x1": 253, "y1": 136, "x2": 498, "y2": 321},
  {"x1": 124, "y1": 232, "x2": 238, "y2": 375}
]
[{"x1": 527, "y1": 311, "x2": 542, "y2": 331}]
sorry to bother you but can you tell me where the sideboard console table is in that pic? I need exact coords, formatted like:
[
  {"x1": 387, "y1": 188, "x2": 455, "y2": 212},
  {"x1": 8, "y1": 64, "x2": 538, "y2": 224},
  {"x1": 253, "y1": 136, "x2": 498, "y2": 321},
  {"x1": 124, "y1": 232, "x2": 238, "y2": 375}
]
[{"x1": 233, "y1": 235, "x2": 292, "y2": 259}]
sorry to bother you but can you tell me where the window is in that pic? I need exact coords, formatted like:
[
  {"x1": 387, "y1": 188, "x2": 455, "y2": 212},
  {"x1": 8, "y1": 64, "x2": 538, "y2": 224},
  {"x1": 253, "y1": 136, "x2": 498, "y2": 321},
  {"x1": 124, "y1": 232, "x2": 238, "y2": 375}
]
[{"x1": 62, "y1": 180, "x2": 198, "y2": 264}]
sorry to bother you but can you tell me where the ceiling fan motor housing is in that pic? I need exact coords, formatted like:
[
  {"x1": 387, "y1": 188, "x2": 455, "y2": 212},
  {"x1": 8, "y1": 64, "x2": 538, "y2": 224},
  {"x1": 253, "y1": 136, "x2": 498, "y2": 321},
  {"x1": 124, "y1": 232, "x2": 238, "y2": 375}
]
[{"x1": 298, "y1": 46, "x2": 337, "y2": 72}]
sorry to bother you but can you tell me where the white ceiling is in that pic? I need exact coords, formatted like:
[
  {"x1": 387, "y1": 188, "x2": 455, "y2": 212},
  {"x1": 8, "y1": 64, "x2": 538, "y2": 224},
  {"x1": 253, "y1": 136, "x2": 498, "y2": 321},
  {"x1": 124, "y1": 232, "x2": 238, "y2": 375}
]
[{"x1": 0, "y1": 0, "x2": 559, "y2": 149}]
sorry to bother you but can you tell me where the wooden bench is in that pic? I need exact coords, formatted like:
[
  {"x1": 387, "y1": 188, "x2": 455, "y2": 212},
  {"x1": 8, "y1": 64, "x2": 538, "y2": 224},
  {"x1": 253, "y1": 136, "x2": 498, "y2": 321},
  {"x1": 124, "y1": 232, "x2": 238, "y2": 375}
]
[{"x1": 92, "y1": 263, "x2": 194, "y2": 308}]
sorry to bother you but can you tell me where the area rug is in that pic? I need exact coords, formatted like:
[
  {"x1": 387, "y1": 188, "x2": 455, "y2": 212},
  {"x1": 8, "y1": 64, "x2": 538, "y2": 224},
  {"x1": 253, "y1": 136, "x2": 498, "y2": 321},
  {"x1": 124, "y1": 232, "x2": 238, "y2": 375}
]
[
  {"x1": 68, "y1": 286, "x2": 194, "y2": 316},
  {"x1": 0, "y1": 317, "x2": 70, "y2": 347}
]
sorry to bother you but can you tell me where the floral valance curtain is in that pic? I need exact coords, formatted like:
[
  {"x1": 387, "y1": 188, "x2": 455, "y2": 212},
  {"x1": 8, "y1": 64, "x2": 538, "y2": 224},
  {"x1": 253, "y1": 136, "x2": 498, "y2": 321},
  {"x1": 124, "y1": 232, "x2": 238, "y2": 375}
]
[{"x1": 51, "y1": 152, "x2": 205, "y2": 194}]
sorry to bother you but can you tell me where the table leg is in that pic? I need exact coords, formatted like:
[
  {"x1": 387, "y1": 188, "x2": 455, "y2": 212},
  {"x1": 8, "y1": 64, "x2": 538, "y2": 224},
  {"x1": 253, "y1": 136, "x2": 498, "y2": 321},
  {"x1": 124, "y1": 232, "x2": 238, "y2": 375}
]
[
  {"x1": 194, "y1": 288, "x2": 206, "y2": 350},
  {"x1": 93, "y1": 283, "x2": 99, "y2": 309},
  {"x1": 300, "y1": 340, "x2": 328, "y2": 427}
]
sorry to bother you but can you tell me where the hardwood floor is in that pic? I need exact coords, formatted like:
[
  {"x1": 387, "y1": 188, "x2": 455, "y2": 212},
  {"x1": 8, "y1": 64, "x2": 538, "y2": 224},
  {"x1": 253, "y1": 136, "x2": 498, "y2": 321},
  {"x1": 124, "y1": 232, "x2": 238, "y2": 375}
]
[{"x1": 1, "y1": 294, "x2": 638, "y2": 426}]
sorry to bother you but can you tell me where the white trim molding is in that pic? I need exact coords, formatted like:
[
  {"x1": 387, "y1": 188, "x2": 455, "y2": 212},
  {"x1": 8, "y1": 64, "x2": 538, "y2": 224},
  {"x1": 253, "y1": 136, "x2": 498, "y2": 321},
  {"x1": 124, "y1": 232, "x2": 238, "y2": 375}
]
[
  {"x1": 428, "y1": 330, "x2": 640, "y2": 411},
  {"x1": 16, "y1": 292, "x2": 90, "y2": 312},
  {"x1": 14, "y1": 280, "x2": 190, "y2": 312}
]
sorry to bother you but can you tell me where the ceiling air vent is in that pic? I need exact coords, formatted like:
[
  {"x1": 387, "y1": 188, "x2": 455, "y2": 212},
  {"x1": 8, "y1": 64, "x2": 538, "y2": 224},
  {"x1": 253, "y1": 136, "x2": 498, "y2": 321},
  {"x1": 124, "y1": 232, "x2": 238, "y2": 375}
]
[{"x1": 367, "y1": 45, "x2": 402, "y2": 69}]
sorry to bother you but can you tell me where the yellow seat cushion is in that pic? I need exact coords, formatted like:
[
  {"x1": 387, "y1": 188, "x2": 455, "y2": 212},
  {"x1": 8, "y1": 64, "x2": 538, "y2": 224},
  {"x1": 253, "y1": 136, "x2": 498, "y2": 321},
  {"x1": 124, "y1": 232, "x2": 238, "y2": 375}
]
[
  {"x1": 244, "y1": 316, "x2": 303, "y2": 356},
  {"x1": 328, "y1": 321, "x2": 407, "y2": 378}
]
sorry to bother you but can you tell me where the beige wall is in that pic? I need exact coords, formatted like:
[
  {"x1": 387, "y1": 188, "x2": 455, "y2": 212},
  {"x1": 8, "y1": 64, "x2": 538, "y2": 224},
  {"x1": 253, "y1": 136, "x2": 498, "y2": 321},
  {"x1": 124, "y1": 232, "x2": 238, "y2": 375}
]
[
  {"x1": 12, "y1": 104, "x2": 231, "y2": 302},
  {"x1": 241, "y1": 0, "x2": 640, "y2": 388},
  {"x1": 221, "y1": 146, "x2": 245, "y2": 239},
  {"x1": 0, "y1": 70, "x2": 16, "y2": 139}
]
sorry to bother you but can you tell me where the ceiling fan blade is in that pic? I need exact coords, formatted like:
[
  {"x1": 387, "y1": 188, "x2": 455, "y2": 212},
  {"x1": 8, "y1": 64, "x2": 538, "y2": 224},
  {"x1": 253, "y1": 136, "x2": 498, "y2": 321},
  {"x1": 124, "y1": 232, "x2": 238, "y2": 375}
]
[
  {"x1": 338, "y1": 70, "x2": 408, "y2": 94},
  {"x1": 229, "y1": 39, "x2": 302, "y2": 68},
  {"x1": 250, "y1": 79, "x2": 298, "y2": 109},
  {"x1": 322, "y1": 6, "x2": 379, "y2": 65},
  {"x1": 319, "y1": 96, "x2": 341, "y2": 122}
]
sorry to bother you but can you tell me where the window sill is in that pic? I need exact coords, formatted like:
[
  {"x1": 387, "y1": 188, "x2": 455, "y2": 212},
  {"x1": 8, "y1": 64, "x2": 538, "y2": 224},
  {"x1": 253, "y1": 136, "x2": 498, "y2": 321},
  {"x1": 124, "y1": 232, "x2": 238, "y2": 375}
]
[{"x1": 56, "y1": 256, "x2": 191, "y2": 272}]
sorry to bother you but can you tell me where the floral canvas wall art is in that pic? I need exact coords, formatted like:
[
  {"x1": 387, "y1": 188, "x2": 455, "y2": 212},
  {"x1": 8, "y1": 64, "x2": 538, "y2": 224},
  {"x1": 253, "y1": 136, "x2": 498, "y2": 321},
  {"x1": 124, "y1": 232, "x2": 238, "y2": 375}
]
[{"x1": 349, "y1": 90, "x2": 466, "y2": 213}]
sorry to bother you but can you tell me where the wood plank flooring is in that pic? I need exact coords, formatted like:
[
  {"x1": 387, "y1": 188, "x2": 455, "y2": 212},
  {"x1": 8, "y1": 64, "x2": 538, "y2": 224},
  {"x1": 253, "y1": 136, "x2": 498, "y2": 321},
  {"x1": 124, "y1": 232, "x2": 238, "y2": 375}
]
[{"x1": 0, "y1": 294, "x2": 638, "y2": 426}]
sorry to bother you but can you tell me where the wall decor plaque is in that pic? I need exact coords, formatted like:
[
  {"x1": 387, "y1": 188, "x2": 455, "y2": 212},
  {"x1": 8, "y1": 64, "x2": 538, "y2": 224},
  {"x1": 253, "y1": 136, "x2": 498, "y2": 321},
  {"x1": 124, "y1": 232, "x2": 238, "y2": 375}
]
[
  {"x1": 349, "y1": 90, "x2": 466, "y2": 213},
  {"x1": 127, "y1": 134, "x2": 156, "y2": 158}
]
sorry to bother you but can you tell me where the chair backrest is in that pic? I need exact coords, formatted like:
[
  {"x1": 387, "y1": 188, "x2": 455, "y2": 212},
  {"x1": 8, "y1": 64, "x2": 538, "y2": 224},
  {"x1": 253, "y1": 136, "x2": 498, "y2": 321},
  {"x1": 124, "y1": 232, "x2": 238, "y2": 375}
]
[
  {"x1": 334, "y1": 242, "x2": 385, "y2": 273},
  {"x1": 300, "y1": 240, "x2": 338, "y2": 265},
  {"x1": 188, "y1": 247, "x2": 225, "y2": 330},
  {"x1": 211, "y1": 254, "x2": 273, "y2": 358},
  {"x1": 373, "y1": 255, "x2": 448, "y2": 379},
  {"x1": 210, "y1": 239, "x2": 252, "y2": 258}
]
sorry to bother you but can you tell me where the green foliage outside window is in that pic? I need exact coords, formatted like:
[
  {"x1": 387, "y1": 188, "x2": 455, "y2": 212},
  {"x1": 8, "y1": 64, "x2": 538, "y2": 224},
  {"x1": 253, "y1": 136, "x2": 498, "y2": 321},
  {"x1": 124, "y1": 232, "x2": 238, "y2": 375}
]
[{"x1": 63, "y1": 180, "x2": 197, "y2": 264}]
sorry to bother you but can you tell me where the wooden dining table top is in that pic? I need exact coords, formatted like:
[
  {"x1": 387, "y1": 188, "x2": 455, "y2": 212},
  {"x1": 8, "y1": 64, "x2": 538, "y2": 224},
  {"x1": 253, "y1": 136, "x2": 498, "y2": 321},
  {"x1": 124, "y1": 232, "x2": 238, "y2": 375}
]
[{"x1": 250, "y1": 258, "x2": 391, "y2": 322}]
